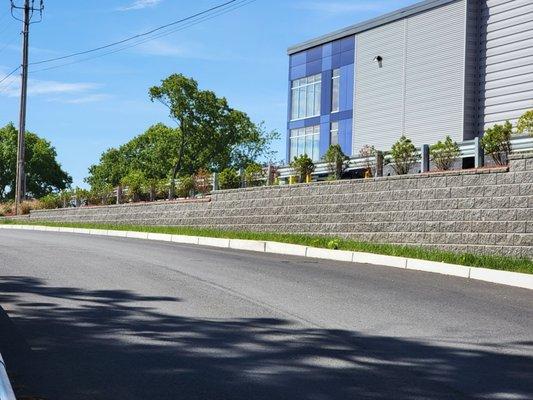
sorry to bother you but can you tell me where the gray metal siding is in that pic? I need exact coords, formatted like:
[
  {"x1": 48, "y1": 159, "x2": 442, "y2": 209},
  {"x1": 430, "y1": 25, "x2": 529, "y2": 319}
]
[
  {"x1": 479, "y1": 0, "x2": 533, "y2": 130},
  {"x1": 353, "y1": 20, "x2": 405, "y2": 154},
  {"x1": 353, "y1": 0, "x2": 467, "y2": 153}
]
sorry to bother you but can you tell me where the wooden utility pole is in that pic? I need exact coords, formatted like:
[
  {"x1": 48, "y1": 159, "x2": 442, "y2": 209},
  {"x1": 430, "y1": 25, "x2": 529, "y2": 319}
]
[{"x1": 11, "y1": 0, "x2": 43, "y2": 214}]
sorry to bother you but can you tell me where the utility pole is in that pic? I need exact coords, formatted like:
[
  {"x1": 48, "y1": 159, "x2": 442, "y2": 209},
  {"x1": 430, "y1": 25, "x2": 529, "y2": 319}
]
[{"x1": 11, "y1": 0, "x2": 44, "y2": 214}]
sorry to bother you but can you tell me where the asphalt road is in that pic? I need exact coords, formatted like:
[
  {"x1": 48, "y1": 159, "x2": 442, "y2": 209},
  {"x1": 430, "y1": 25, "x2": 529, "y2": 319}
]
[{"x1": 0, "y1": 230, "x2": 532, "y2": 400}]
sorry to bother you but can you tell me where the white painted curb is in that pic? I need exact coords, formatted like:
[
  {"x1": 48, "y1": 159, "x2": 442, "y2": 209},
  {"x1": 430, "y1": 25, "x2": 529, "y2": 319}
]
[{"x1": 1, "y1": 224, "x2": 531, "y2": 290}]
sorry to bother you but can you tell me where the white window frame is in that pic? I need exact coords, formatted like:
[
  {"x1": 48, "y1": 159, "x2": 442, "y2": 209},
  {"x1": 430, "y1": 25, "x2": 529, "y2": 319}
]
[{"x1": 290, "y1": 74, "x2": 322, "y2": 121}]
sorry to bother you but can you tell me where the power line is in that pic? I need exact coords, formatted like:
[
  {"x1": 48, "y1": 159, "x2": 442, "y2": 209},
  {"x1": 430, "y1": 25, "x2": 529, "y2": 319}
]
[
  {"x1": 0, "y1": 66, "x2": 20, "y2": 85},
  {"x1": 30, "y1": 0, "x2": 239, "y2": 66},
  {"x1": 30, "y1": 0, "x2": 256, "y2": 74}
]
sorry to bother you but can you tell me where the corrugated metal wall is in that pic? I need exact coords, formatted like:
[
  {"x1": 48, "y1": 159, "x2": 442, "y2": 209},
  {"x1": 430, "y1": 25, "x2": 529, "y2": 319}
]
[
  {"x1": 479, "y1": 0, "x2": 533, "y2": 131},
  {"x1": 353, "y1": 0, "x2": 468, "y2": 153}
]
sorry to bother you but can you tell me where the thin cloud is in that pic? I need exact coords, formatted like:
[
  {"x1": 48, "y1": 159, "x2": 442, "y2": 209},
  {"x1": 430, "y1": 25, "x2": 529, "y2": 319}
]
[
  {"x1": 117, "y1": 0, "x2": 162, "y2": 11},
  {"x1": 293, "y1": 1, "x2": 397, "y2": 14},
  {"x1": 1, "y1": 76, "x2": 102, "y2": 98}
]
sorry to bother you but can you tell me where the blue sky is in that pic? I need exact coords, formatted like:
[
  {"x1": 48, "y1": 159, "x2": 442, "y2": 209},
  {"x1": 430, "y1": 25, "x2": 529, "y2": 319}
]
[{"x1": 0, "y1": 0, "x2": 417, "y2": 187}]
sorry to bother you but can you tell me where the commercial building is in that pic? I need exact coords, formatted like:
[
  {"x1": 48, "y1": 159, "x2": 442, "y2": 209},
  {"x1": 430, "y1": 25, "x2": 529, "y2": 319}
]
[{"x1": 286, "y1": 0, "x2": 533, "y2": 162}]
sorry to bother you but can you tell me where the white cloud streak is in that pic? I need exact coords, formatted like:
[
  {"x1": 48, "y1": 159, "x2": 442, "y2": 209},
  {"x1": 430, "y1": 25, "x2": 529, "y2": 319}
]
[
  {"x1": 117, "y1": 0, "x2": 163, "y2": 11},
  {"x1": 293, "y1": 1, "x2": 398, "y2": 15}
]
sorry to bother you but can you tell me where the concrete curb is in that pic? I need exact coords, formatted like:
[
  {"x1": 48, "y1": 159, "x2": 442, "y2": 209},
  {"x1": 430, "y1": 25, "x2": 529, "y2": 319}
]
[
  {"x1": 1, "y1": 224, "x2": 532, "y2": 291},
  {"x1": 0, "y1": 353, "x2": 16, "y2": 400}
]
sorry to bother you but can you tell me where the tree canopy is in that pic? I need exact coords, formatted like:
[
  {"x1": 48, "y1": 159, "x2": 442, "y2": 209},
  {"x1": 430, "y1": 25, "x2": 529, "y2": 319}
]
[
  {"x1": 0, "y1": 123, "x2": 72, "y2": 200},
  {"x1": 87, "y1": 74, "x2": 278, "y2": 198}
]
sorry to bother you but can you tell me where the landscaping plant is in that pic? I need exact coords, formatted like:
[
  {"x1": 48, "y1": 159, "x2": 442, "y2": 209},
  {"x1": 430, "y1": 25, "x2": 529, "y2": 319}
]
[
  {"x1": 358, "y1": 144, "x2": 376, "y2": 177},
  {"x1": 481, "y1": 121, "x2": 513, "y2": 166},
  {"x1": 324, "y1": 144, "x2": 349, "y2": 180},
  {"x1": 290, "y1": 154, "x2": 315, "y2": 183},
  {"x1": 244, "y1": 163, "x2": 264, "y2": 187},
  {"x1": 194, "y1": 168, "x2": 212, "y2": 196},
  {"x1": 218, "y1": 168, "x2": 241, "y2": 190},
  {"x1": 429, "y1": 136, "x2": 460, "y2": 171},
  {"x1": 516, "y1": 109, "x2": 533, "y2": 137},
  {"x1": 390, "y1": 135, "x2": 419, "y2": 175},
  {"x1": 177, "y1": 175, "x2": 196, "y2": 198}
]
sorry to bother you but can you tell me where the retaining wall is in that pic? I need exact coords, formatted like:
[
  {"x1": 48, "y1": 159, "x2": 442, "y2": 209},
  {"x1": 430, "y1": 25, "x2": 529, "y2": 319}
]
[{"x1": 24, "y1": 153, "x2": 533, "y2": 258}]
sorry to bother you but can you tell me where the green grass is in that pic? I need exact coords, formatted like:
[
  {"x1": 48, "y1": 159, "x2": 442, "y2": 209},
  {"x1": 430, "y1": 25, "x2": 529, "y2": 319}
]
[{"x1": 1, "y1": 218, "x2": 532, "y2": 274}]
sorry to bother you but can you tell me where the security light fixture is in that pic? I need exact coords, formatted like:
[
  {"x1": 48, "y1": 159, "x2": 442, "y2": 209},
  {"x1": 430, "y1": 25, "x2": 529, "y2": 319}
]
[{"x1": 374, "y1": 55, "x2": 383, "y2": 68}]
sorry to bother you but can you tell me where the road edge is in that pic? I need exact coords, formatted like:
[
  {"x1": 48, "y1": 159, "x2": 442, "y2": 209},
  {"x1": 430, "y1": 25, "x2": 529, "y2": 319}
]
[{"x1": 1, "y1": 224, "x2": 531, "y2": 290}]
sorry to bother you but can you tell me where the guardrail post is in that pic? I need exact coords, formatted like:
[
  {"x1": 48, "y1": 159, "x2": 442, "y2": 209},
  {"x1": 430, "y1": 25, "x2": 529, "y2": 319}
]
[
  {"x1": 212, "y1": 172, "x2": 218, "y2": 191},
  {"x1": 474, "y1": 136, "x2": 484, "y2": 168},
  {"x1": 375, "y1": 151, "x2": 384, "y2": 177},
  {"x1": 421, "y1": 144, "x2": 430, "y2": 173}
]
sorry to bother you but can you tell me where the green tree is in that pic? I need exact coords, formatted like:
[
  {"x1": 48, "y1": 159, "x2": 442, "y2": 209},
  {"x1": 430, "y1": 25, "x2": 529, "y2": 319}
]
[
  {"x1": 290, "y1": 154, "x2": 315, "y2": 183},
  {"x1": 86, "y1": 147, "x2": 128, "y2": 202},
  {"x1": 481, "y1": 121, "x2": 513, "y2": 166},
  {"x1": 121, "y1": 170, "x2": 146, "y2": 202},
  {"x1": 430, "y1": 136, "x2": 460, "y2": 171},
  {"x1": 324, "y1": 144, "x2": 349, "y2": 180},
  {"x1": 149, "y1": 74, "x2": 278, "y2": 197},
  {"x1": 0, "y1": 123, "x2": 72, "y2": 200},
  {"x1": 390, "y1": 135, "x2": 419, "y2": 175},
  {"x1": 218, "y1": 168, "x2": 241, "y2": 190}
]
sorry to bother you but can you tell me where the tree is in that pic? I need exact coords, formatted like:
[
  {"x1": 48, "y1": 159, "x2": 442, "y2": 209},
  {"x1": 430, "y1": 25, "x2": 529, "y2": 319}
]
[
  {"x1": 516, "y1": 110, "x2": 533, "y2": 137},
  {"x1": 324, "y1": 144, "x2": 349, "y2": 180},
  {"x1": 0, "y1": 123, "x2": 72, "y2": 200},
  {"x1": 481, "y1": 121, "x2": 513, "y2": 166},
  {"x1": 149, "y1": 74, "x2": 278, "y2": 198},
  {"x1": 121, "y1": 170, "x2": 146, "y2": 202},
  {"x1": 390, "y1": 135, "x2": 419, "y2": 175},
  {"x1": 430, "y1": 136, "x2": 460, "y2": 171},
  {"x1": 218, "y1": 168, "x2": 241, "y2": 190},
  {"x1": 290, "y1": 154, "x2": 315, "y2": 183}
]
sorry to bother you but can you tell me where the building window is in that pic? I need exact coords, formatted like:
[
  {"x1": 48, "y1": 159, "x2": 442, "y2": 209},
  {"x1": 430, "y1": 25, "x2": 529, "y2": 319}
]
[
  {"x1": 289, "y1": 125, "x2": 320, "y2": 161},
  {"x1": 331, "y1": 68, "x2": 340, "y2": 113},
  {"x1": 291, "y1": 74, "x2": 321, "y2": 120},
  {"x1": 330, "y1": 121, "x2": 339, "y2": 145}
]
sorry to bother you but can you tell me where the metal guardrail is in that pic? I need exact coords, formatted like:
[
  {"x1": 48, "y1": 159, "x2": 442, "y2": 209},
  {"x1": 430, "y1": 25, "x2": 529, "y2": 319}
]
[
  {"x1": 0, "y1": 354, "x2": 16, "y2": 400},
  {"x1": 277, "y1": 135, "x2": 533, "y2": 179}
]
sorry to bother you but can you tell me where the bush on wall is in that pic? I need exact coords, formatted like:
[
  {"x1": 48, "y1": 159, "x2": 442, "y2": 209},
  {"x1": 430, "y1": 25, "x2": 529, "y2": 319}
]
[
  {"x1": 390, "y1": 135, "x2": 419, "y2": 175},
  {"x1": 430, "y1": 136, "x2": 460, "y2": 171},
  {"x1": 177, "y1": 175, "x2": 195, "y2": 198},
  {"x1": 244, "y1": 163, "x2": 264, "y2": 187},
  {"x1": 290, "y1": 154, "x2": 315, "y2": 183},
  {"x1": 324, "y1": 145, "x2": 349, "y2": 180},
  {"x1": 359, "y1": 144, "x2": 376, "y2": 177},
  {"x1": 481, "y1": 121, "x2": 513, "y2": 166},
  {"x1": 218, "y1": 168, "x2": 241, "y2": 190},
  {"x1": 517, "y1": 110, "x2": 533, "y2": 137}
]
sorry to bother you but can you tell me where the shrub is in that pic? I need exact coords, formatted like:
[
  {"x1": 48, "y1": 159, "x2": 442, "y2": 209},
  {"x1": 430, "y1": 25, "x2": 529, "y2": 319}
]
[
  {"x1": 290, "y1": 154, "x2": 315, "y2": 183},
  {"x1": 20, "y1": 200, "x2": 41, "y2": 215},
  {"x1": 390, "y1": 135, "x2": 419, "y2": 175},
  {"x1": 194, "y1": 168, "x2": 212, "y2": 196},
  {"x1": 121, "y1": 170, "x2": 146, "y2": 202},
  {"x1": 324, "y1": 145, "x2": 349, "y2": 180},
  {"x1": 0, "y1": 201, "x2": 13, "y2": 216},
  {"x1": 218, "y1": 168, "x2": 241, "y2": 190},
  {"x1": 516, "y1": 110, "x2": 533, "y2": 137},
  {"x1": 358, "y1": 144, "x2": 376, "y2": 176},
  {"x1": 244, "y1": 163, "x2": 264, "y2": 187},
  {"x1": 39, "y1": 193, "x2": 61, "y2": 209},
  {"x1": 481, "y1": 121, "x2": 512, "y2": 166},
  {"x1": 430, "y1": 136, "x2": 460, "y2": 171},
  {"x1": 177, "y1": 175, "x2": 195, "y2": 198}
]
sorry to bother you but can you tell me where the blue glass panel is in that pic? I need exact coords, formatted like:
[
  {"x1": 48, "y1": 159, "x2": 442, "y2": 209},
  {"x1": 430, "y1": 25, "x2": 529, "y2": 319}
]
[
  {"x1": 331, "y1": 40, "x2": 341, "y2": 55},
  {"x1": 304, "y1": 116, "x2": 321, "y2": 127},
  {"x1": 319, "y1": 122, "x2": 330, "y2": 158},
  {"x1": 307, "y1": 46, "x2": 322, "y2": 62},
  {"x1": 341, "y1": 36, "x2": 355, "y2": 52},
  {"x1": 290, "y1": 52, "x2": 306, "y2": 67},
  {"x1": 331, "y1": 53, "x2": 341, "y2": 69},
  {"x1": 288, "y1": 119, "x2": 305, "y2": 130},
  {"x1": 320, "y1": 115, "x2": 330, "y2": 124},
  {"x1": 321, "y1": 70, "x2": 332, "y2": 116},
  {"x1": 290, "y1": 64, "x2": 306, "y2": 80},
  {"x1": 322, "y1": 42, "x2": 333, "y2": 57},
  {"x1": 306, "y1": 60, "x2": 322, "y2": 76},
  {"x1": 340, "y1": 49, "x2": 355, "y2": 66},
  {"x1": 322, "y1": 56, "x2": 332, "y2": 70}
]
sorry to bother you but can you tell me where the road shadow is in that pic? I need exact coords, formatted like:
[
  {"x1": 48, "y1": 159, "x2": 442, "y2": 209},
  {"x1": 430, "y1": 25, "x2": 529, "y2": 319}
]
[{"x1": 0, "y1": 275, "x2": 531, "y2": 400}]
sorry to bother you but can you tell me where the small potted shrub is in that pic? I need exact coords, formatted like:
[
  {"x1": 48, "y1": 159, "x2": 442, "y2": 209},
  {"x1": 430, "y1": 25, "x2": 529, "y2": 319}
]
[
  {"x1": 390, "y1": 135, "x2": 419, "y2": 175},
  {"x1": 430, "y1": 136, "x2": 460, "y2": 171},
  {"x1": 481, "y1": 121, "x2": 512, "y2": 166},
  {"x1": 290, "y1": 154, "x2": 315, "y2": 183}
]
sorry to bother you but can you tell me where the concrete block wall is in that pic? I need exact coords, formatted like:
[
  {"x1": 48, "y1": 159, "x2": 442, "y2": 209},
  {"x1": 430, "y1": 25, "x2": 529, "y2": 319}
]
[{"x1": 26, "y1": 153, "x2": 533, "y2": 258}]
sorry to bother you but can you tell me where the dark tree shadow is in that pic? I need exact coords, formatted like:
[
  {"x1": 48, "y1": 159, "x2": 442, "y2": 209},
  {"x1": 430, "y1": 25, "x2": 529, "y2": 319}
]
[{"x1": 0, "y1": 275, "x2": 531, "y2": 400}]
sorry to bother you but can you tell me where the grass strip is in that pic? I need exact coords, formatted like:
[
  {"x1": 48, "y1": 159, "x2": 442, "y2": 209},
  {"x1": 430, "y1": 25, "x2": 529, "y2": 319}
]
[{"x1": 1, "y1": 219, "x2": 531, "y2": 274}]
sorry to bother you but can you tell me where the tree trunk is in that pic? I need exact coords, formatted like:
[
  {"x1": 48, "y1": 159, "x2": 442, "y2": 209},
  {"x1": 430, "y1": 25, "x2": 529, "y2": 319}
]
[
  {"x1": 150, "y1": 184, "x2": 156, "y2": 202},
  {"x1": 116, "y1": 185, "x2": 122, "y2": 205}
]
